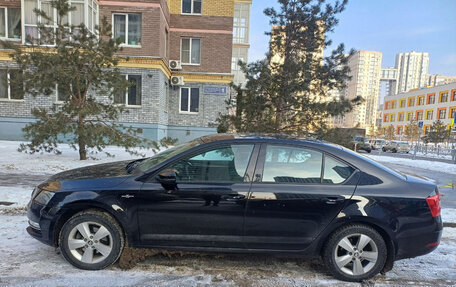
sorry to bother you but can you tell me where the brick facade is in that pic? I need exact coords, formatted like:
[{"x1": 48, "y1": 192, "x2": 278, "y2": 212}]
[{"x1": 0, "y1": 0, "x2": 235, "y2": 142}]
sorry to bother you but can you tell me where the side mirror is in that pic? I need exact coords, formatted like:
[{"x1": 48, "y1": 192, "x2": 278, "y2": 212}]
[{"x1": 156, "y1": 169, "x2": 177, "y2": 186}]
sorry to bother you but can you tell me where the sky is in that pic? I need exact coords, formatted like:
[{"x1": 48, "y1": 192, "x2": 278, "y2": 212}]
[{"x1": 249, "y1": 0, "x2": 456, "y2": 76}]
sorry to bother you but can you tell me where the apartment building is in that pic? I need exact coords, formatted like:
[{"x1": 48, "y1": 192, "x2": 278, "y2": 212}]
[
  {"x1": 427, "y1": 74, "x2": 456, "y2": 87},
  {"x1": 381, "y1": 82, "x2": 456, "y2": 136},
  {"x1": 0, "y1": 0, "x2": 246, "y2": 142},
  {"x1": 381, "y1": 51, "x2": 429, "y2": 96},
  {"x1": 333, "y1": 50, "x2": 382, "y2": 129}
]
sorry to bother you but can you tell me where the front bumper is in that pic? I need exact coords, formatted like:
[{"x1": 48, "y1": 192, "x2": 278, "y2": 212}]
[{"x1": 26, "y1": 200, "x2": 55, "y2": 247}]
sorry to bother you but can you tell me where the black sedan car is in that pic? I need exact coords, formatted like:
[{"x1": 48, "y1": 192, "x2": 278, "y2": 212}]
[{"x1": 26, "y1": 134, "x2": 442, "y2": 282}]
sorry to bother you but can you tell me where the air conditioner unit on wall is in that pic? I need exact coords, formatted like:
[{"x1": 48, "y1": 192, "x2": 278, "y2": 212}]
[
  {"x1": 169, "y1": 60, "x2": 182, "y2": 70},
  {"x1": 171, "y1": 76, "x2": 184, "y2": 86}
]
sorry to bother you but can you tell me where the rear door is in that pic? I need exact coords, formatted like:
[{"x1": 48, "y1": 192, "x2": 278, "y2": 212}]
[{"x1": 244, "y1": 144, "x2": 359, "y2": 250}]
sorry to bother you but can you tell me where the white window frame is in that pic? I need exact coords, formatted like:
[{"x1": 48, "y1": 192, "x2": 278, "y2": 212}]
[
  {"x1": 179, "y1": 87, "x2": 199, "y2": 114},
  {"x1": 180, "y1": 37, "x2": 201, "y2": 65},
  {"x1": 112, "y1": 13, "x2": 142, "y2": 48},
  {"x1": 181, "y1": 0, "x2": 202, "y2": 15},
  {"x1": 233, "y1": 3, "x2": 249, "y2": 44},
  {"x1": 21, "y1": 0, "x2": 98, "y2": 45},
  {"x1": 0, "y1": 7, "x2": 21, "y2": 41},
  {"x1": 0, "y1": 70, "x2": 24, "y2": 101},
  {"x1": 114, "y1": 74, "x2": 142, "y2": 107}
]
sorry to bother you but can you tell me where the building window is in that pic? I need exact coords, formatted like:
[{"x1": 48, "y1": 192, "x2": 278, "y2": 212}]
[
  {"x1": 113, "y1": 13, "x2": 142, "y2": 46},
  {"x1": 425, "y1": 110, "x2": 433, "y2": 120},
  {"x1": 0, "y1": 69, "x2": 24, "y2": 100},
  {"x1": 450, "y1": 107, "x2": 456, "y2": 119},
  {"x1": 408, "y1": 97, "x2": 415, "y2": 107},
  {"x1": 439, "y1": 91, "x2": 448, "y2": 103},
  {"x1": 233, "y1": 3, "x2": 249, "y2": 44},
  {"x1": 416, "y1": 111, "x2": 423, "y2": 121},
  {"x1": 181, "y1": 38, "x2": 201, "y2": 65},
  {"x1": 114, "y1": 74, "x2": 142, "y2": 106},
  {"x1": 56, "y1": 84, "x2": 71, "y2": 102},
  {"x1": 182, "y1": 0, "x2": 201, "y2": 14},
  {"x1": 390, "y1": 114, "x2": 395, "y2": 122},
  {"x1": 438, "y1": 108, "x2": 446, "y2": 120},
  {"x1": 399, "y1": 99, "x2": 406, "y2": 108},
  {"x1": 391, "y1": 101, "x2": 396, "y2": 109},
  {"x1": 406, "y1": 112, "x2": 413, "y2": 121},
  {"x1": 0, "y1": 7, "x2": 21, "y2": 39},
  {"x1": 418, "y1": 96, "x2": 425, "y2": 106},
  {"x1": 23, "y1": 0, "x2": 98, "y2": 44},
  {"x1": 398, "y1": 112, "x2": 404, "y2": 122},
  {"x1": 424, "y1": 125, "x2": 431, "y2": 135},
  {"x1": 452, "y1": 90, "x2": 456, "y2": 101},
  {"x1": 397, "y1": 126, "x2": 403, "y2": 135},
  {"x1": 427, "y1": 94, "x2": 435, "y2": 104},
  {"x1": 180, "y1": 87, "x2": 199, "y2": 113}
]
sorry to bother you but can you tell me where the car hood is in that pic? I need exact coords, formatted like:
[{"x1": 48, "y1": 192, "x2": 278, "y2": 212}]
[{"x1": 39, "y1": 160, "x2": 135, "y2": 191}]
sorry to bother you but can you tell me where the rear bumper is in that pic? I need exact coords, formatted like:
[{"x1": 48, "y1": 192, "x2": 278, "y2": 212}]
[
  {"x1": 395, "y1": 217, "x2": 443, "y2": 260},
  {"x1": 26, "y1": 200, "x2": 55, "y2": 247}
]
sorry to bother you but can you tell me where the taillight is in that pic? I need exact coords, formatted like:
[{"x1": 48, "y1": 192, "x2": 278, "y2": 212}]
[{"x1": 426, "y1": 194, "x2": 441, "y2": 217}]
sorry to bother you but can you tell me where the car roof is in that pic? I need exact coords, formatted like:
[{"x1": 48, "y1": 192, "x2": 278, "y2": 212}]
[{"x1": 198, "y1": 133, "x2": 337, "y2": 148}]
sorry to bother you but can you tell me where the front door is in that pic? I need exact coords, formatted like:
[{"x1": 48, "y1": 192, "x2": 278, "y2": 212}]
[
  {"x1": 244, "y1": 144, "x2": 358, "y2": 250},
  {"x1": 138, "y1": 143, "x2": 258, "y2": 249}
]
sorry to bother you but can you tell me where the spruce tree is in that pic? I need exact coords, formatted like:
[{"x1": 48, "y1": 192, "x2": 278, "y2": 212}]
[
  {"x1": 218, "y1": 0, "x2": 361, "y2": 135},
  {"x1": 1, "y1": 0, "x2": 156, "y2": 160},
  {"x1": 428, "y1": 120, "x2": 448, "y2": 146}
]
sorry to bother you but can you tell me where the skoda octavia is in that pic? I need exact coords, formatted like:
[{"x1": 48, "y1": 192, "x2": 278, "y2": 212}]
[{"x1": 26, "y1": 134, "x2": 442, "y2": 282}]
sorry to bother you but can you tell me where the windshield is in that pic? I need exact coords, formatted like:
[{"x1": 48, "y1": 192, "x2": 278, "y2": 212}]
[
  {"x1": 399, "y1": 143, "x2": 409, "y2": 146},
  {"x1": 135, "y1": 140, "x2": 201, "y2": 173}
]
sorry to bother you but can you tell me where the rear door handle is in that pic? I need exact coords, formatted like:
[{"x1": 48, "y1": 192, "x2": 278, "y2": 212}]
[{"x1": 323, "y1": 197, "x2": 344, "y2": 204}]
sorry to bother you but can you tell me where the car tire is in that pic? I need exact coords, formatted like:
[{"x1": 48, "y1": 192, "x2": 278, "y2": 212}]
[
  {"x1": 59, "y1": 210, "x2": 124, "y2": 270},
  {"x1": 323, "y1": 224, "x2": 387, "y2": 282},
  {"x1": 392, "y1": 149, "x2": 397, "y2": 153},
  {"x1": 366, "y1": 149, "x2": 371, "y2": 153},
  {"x1": 382, "y1": 147, "x2": 386, "y2": 152}
]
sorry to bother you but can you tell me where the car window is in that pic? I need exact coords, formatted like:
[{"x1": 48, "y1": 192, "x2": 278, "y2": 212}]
[
  {"x1": 323, "y1": 156, "x2": 355, "y2": 184},
  {"x1": 262, "y1": 145, "x2": 322, "y2": 183},
  {"x1": 170, "y1": 145, "x2": 254, "y2": 183}
]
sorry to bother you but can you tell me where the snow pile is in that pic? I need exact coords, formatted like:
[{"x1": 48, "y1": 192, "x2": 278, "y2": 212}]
[
  {"x1": 0, "y1": 140, "x2": 161, "y2": 175},
  {"x1": 366, "y1": 154, "x2": 456, "y2": 175}
]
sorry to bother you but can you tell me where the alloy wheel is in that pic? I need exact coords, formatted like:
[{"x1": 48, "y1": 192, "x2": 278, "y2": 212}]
[
  {"x1": 333, "y1": 233, "x2": 378, "y2": 276},
  {"x1": 67, "y1": 221, "x2": 113, "y2": 264}
]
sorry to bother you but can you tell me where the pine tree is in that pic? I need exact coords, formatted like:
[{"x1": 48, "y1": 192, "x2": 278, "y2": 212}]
[
  {"x1": 428, "y1": 120, "x2": 448, "y2": 146},
  {"x1": 218, "y1": 0, "x2": 361, "y2": 135},
  {"x1": 1, "y1": 0, "x2": 157, "y2": 160}
]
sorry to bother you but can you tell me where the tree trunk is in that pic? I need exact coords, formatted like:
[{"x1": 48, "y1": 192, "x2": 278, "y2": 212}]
[
  {"x1": 77, "y1": 107, "x2": 87, "y2": 160},
  {"x1": 78, "y1": 136, "x2": 87, "y2": 160}
]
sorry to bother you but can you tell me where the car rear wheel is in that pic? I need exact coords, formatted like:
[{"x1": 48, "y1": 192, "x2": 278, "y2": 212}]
[
  {"x1": 382, "y1": 147, "x2": 386, "y2": 152},
  {"x1": 59, "y1": 210, "x2": 124, "y2": 270},
  {"x1": 323, "y1": 224, "x2": 387, "y2": 282},
  {"x1": 392, "y1": 149, "x2": 397, "y2": 153}
]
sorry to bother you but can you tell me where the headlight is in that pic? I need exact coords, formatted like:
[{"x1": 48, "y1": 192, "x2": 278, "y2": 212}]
[
  {"x1": 34, "y1": 190, "x2": 55, "y2": 205},
  {"x1": 31, "y1": 187, "x2": 42, "y2": 199}
]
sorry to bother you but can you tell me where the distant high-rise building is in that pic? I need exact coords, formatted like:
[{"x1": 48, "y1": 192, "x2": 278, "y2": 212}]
[
  {"x1": 333, "y1": 50, "x2": 382, "y2": 128},
  {"x1": 393, "y1": 51, "x2": 429, "y2": 94}
]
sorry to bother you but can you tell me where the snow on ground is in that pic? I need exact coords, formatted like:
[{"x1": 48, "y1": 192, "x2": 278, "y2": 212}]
[
  {"x1": 0, "y1": 140, "x2": 161, "y2": 175},
  {"x1": 0, "y1": 215, "x2": 455, "y2": 287},
  {"x1": 366, "y1": 154, "x2": 456, "y2": 175}
]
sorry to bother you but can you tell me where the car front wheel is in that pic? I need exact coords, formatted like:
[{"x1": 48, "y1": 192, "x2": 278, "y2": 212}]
[
  {"x1": 323, "y1": 224, "x2": 387, "y2": 282},
  {"x1": 59, "y1": 210, "x2": 124, "y2": 270}
]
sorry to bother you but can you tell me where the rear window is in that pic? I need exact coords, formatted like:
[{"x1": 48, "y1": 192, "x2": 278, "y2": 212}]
[{"x1": 342, "y1": 147, "x2": 406, "y2": 180}]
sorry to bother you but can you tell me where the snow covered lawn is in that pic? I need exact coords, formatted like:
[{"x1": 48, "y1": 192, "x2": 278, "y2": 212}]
[
  {"x1": 0, "y1": 215, "x2": 455, "y2": 287},
  {"x1": 366, "y1": 154, "x2": 456, "y2": 175},
  {"x1": 0, "y1": 140, "x2": 159, "y2": 175}
]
